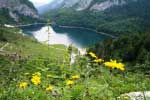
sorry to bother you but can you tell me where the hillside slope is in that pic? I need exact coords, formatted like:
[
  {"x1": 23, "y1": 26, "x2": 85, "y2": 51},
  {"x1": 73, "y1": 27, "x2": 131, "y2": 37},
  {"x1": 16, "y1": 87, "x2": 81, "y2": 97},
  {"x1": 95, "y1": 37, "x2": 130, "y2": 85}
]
[
  {"x1": 42, "y1": 0, "x2": 150, "y2": 35},
  {"x1": 0, "y1": 0, "x2": 39, "y2": 24},
  {"x1": 38, "y1": 0, "x2": 137, "y2": 13},
  {"x1": 89, "y1": 31, "x2": 150, "y2": 74},
  {"x1": 0, "y1": 26, "x2": 150, "y2": 100}
]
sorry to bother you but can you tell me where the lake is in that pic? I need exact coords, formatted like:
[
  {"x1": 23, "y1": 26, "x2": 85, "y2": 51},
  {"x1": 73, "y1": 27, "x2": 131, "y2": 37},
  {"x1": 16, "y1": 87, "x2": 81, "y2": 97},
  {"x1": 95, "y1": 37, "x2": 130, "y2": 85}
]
[{"x1": 21, "y1": 24, "x2": 110, "y2": 48}]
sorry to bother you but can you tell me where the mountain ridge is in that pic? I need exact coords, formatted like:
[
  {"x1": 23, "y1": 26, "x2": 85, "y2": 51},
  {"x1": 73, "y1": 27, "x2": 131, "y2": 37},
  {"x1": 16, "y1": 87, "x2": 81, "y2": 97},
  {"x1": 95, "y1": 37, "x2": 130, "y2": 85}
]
[
  {"x1": 38, "y1": 0, "x2": 137, "y2": 13},
  {"x1": 0, "y1": 0, "x2": 39, "y2": 24},
  {"x1": 41, "y1": 0, "x2": 150, "y2": 35}
]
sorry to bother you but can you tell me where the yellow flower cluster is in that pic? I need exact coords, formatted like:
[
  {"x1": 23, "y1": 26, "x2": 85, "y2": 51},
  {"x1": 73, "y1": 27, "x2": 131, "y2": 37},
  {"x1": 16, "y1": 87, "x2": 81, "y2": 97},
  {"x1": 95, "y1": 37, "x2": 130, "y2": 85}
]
[
  {"x1": 66, "y1": 80, "x2": 74, "y2": 86},
  {"x1": 89, "y1": 52, "x2": 97, "y2": 58},
  {"x1": 46, "y1": 85, "x2": 53, "y2": 92},
  {"x1": 89, "y1": 52, "x2": 104, "y2": 63},
  {"x1": 31, "y1": 72, "x2": 41, "y2": 85},
  {"x1": 71, "y1": 75, "x2": 80, "y2": 80},
  {"x1": 89, "y1": 52, "x2": 125, "y2": 71},
  {"x1": 104, "y1": 60, "x2": 125, "y2": 71},
  {"x1": 66, "y1": 74, "x2": 80, "y2": 86},
  {"x1": 19, "y1": 72, "x2": 55, "y2": 93},
  {"x1": 19, "y1": 82, "x2": 28, "y2": 88}
]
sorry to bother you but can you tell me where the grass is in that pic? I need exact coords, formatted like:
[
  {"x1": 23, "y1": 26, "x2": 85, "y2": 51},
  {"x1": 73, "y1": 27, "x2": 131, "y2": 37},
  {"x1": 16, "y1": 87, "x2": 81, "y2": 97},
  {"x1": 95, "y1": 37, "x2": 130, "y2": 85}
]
[
  {"x1": 0, "y1": 26, "x2": 69, "y2": 61},
  {"x1": 0, "y1": 26, "x2": 150, "y2": 100}
]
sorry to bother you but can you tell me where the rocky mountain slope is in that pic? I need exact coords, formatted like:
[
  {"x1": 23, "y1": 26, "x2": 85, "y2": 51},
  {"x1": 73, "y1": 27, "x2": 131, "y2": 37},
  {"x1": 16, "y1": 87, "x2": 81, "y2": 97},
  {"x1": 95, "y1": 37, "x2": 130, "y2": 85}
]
[
  {"x1": 0, "y1": 0, "x2": 39, "y2": 24},
  {"x1": 38, "y1": 0, "x2": 137, "y2": 13},
  {"x1": 41, "y1": 0, "x2": 150, "y2": 35}
]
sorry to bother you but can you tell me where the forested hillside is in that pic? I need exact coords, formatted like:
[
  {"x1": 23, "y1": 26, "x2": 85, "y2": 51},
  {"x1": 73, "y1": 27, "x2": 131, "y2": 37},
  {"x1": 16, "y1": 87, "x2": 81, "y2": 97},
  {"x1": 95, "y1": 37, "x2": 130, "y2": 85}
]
[
  {"x1": 43, "y1": 0, "x2": 150, "y2": 35},
  {"x1": 90, "y1": 32, "x2": 150, "y2": 74}
]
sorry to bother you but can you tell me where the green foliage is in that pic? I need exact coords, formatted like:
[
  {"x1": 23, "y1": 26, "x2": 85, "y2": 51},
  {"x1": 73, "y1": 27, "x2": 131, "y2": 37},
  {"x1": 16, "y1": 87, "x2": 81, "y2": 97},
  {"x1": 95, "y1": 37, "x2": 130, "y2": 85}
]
[
  {"x1": 0, "y1": 27, "x2": 150, "y2": 99},
  {"x1": 0, "y1": 26, "x2": 69, "y2": 91},
  {"x1": 0, "y1": 8, "x2": 15, "y2": 24},
  {"x1": 43, "y1": 0, "x2": 150, "y2": 35},
  {"x1": 89, "y1": 32, "x2": 150, "y2": 74}
]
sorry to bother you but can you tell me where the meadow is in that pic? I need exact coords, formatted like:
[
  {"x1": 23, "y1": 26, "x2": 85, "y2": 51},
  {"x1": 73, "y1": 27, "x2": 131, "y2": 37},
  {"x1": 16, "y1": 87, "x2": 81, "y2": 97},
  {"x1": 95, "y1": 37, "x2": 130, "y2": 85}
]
[{"x1": 0, "y1": 26, "x2": 150, "y2": 100}]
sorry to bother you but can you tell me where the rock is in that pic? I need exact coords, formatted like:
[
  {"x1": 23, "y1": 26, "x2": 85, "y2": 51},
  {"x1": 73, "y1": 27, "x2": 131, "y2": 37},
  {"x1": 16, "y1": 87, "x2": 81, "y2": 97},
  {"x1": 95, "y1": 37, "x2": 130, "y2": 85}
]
[
  {"x1": 90, "y1": 0, "x2": 126, "y2": 11},
  {"x1": 118, "y1": 91, "x2": 150, "y2": 100}
]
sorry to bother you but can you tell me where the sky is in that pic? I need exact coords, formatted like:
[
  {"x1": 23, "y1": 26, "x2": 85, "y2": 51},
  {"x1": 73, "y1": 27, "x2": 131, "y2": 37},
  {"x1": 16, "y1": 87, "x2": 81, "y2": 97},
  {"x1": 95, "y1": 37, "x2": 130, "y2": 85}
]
[{"x1": 29, "y1": 0, "x2": 53, "y2": 7}]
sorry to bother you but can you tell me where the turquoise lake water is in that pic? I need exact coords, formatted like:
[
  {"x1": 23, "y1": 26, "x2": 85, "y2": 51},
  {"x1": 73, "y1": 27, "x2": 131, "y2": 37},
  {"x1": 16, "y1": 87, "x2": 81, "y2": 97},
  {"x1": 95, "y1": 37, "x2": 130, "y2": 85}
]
[{"x1": 21, "y1": 25, "x2": 110, "y2": 48}]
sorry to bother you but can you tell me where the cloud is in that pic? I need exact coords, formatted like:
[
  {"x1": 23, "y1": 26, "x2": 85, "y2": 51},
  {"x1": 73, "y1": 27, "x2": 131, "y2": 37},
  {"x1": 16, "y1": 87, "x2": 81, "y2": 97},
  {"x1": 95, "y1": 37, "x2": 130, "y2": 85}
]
[{"x1": 29, "y1": 0, "x2": 53, "y2": 7}]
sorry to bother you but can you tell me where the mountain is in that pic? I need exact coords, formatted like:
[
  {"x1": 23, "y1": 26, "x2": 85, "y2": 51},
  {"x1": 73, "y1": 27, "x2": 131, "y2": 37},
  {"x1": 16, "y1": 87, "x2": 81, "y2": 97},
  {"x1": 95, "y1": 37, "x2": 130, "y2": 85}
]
[
  {"x1": 0, "y1": 0, "x2": 39, "y2": 24},
  {"x1": 38, "y1": 0, "x2": 93, "y2": 13},
  {"x1": 39, "y1": 0, "x2": 137, "y2": 13},
  {"x1": 38, "y1": 0, "x2": 65, "y2": 14},
  {"x1": 41, "y1": 0, "x2": 150, "y2": 35}
]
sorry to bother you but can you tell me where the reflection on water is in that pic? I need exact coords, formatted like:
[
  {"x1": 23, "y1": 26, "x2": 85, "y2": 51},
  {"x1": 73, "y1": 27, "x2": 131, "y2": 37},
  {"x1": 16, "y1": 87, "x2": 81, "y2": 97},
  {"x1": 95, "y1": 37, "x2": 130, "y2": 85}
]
[
  {"x1": 21, "y1": 25, "x2": 109, "y2": 48},
  {"x1": 32, "y1": 26, "x2": 72, "y2": 46}
]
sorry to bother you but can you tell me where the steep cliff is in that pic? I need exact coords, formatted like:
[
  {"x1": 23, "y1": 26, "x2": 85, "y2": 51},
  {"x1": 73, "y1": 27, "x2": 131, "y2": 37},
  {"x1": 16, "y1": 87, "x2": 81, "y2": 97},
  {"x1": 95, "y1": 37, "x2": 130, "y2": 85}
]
[{"x1": 0, "y1": 0, "x2": 39, "y2": 24}]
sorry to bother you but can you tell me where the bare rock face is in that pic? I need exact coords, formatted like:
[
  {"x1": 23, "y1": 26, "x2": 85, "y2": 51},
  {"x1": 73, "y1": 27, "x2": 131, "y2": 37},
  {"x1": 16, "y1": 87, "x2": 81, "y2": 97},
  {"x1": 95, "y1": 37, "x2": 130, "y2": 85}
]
[
  {"x1": 90, "y1": 0, "x2": 137, "y2": 11},
  {"x1": 118, "y1": 91, "x2": 150, "y2": 100},
  {"x1": 13, "y1": 4, "x2": 39, "y2": 18},
  {"x1": 60, "y1": 0, "x2": 93, "y2": 11},
  {"x1": 90, "y1": 0, "x2": 126, "y2": 11},
  {"x1": 0, "y1": 0, "x2": 39, "y2": 22},
  {"x1": 75, "y1": 0, "x2": 93, "y2": 11},
  {"x1": 9, "y1": 11, "x2": 19, "y2": 22},
  {"x1": 38, "y1": 0, "x2": 138, "y2": 13},
  {"x1": 38, "y1": 0, "x2": 93, "y2": 13}
]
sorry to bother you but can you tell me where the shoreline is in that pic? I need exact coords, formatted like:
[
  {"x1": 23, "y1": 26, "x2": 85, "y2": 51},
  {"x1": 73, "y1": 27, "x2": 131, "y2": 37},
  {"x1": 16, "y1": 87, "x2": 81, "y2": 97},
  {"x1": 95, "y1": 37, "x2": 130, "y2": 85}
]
[
  {"x1": 13, "y1": 23, "x2": 116, "y2": 38},
  {"x1": 58, "y1": 25, "x2": 116, "y2": 38},
  {"x1": 14, "y1": 23, "x2": 46, "y2": 27}
]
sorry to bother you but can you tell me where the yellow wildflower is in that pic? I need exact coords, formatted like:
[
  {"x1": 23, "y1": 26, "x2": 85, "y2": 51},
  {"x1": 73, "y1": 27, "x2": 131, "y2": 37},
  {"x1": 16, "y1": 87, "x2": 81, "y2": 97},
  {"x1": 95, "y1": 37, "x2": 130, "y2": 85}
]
[
  {"x1": 71, "y1": 75, "x2": 80, "y2": 80},
  {"x1": 89, "y1": 52, "x2": 97, "y2": 58},
  {"x1": 31, "y1": 75, "x2": 41, "y2": 85},
  {"x1": 104, "y1": 61, "x2": 116, "y2": 69},
  {"x1": 19, "y1": 82, "x2": 28, "y2": 88},
  {"x1": 104, "y1": 59, "x2": 125, "y2": 71},
  {"x1": 66, "y1": 80, "x2": 74, "y2": 86},
  {"x1": 93, "y1": 58, "x2": 104, "y2": 63},
  {"x1": 46, "y1": 85, "x2": 53, "y2": 92},
  {"x1": 116, "y1": 63, "x2": 125, "y2": 71}
]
